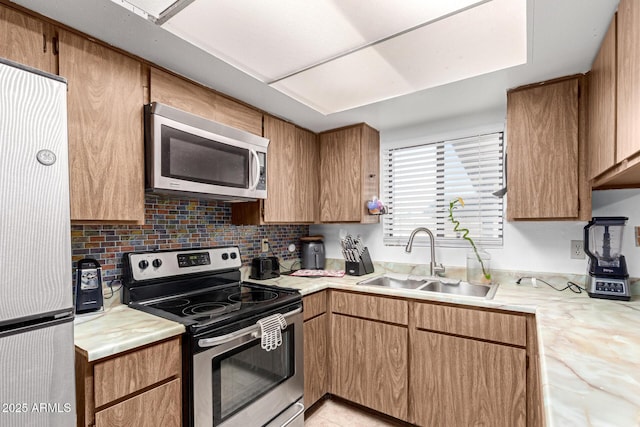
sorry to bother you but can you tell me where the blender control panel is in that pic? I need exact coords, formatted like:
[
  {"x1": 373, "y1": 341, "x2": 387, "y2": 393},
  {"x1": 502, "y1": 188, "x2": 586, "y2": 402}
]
[{"x1": 594, "y1": 279, "x2": 627, "y2": 294}]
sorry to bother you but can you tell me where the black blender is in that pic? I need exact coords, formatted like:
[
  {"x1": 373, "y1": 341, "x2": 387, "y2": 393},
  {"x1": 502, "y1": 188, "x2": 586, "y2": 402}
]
[{"x1": 583, "y1": 217, "x2": 630, "y2": 301}]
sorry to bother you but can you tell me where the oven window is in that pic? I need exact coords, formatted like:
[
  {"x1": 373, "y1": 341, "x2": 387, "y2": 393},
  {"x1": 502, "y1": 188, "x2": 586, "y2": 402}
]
[
  {"x1": 212, "y1": 326, "x2": 295, "y2": 425},
  {"x1": 161, "y1": 125, "x2": 249, "y2": 188}
]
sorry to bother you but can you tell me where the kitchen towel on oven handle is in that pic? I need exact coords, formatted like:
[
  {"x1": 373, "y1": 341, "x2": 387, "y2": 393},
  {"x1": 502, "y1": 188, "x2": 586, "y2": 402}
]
[{"x1": 257, "y1": 313, "x2": 287, "y2": 351}]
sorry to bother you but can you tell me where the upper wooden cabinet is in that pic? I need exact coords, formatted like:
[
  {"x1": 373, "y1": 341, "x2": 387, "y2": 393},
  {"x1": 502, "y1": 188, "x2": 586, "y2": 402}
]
[
  {"x1": 319, "y1": 123, "x2": 380, "y2": 223},
  {"x1": 588, "y1": 15, "x2": 617, "y2": 179},
  {"x1": 58, "y1": 29, "x2": 145, "y2": 224},
  {"x1": 590, "y1": 1, "x2": 640, "y2": 188},
  {"x1": 149, "y1": 67, "x2": 262, "y2": 136},
  {"x1": 232, "y1": 116, "x2": 319, "y2": 224},
  {"x1": 0, "y1": 3, "x2": 55, "y2": 73},
  {"x1": 506, "y1": 76, "x2": 590, "y2": 221},
  {"x1": 617, "y1": 0, "x2": 640, "y2": 163}
]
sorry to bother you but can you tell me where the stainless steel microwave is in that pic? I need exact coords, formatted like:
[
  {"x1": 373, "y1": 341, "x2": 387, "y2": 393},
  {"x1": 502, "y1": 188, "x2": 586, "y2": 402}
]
[{"x1": 144, "y1": 102, "x2": 269, "y2": 201}]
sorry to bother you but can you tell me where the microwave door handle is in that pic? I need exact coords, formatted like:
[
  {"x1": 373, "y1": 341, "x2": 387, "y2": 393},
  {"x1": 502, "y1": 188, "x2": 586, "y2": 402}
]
[{"x1": 248, "y1": 149, "x2": 260, "y2": 191}]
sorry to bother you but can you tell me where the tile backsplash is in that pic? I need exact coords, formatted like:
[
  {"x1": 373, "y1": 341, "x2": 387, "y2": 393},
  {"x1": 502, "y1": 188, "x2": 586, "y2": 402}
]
[{"x1": 71, "y1": 195, "x2": 309, "y2": 283}]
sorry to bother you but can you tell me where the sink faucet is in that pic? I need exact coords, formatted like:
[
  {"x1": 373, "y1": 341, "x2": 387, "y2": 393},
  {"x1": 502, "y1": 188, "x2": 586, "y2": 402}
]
[{"x1": 405, "y1": 227, "x2": 446, "y2": 277}]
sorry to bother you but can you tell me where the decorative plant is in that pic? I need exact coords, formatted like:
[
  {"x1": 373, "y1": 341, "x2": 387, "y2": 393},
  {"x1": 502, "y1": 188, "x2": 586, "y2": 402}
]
[{"x1": 448, "y1": 197, "x2": 491, "y2": 281}]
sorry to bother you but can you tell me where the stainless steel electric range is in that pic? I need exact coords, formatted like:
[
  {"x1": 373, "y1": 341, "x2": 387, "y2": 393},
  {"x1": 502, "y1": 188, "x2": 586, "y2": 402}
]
[{"x1": 122, "y1": 246, "x2": 304, "y2": 427}]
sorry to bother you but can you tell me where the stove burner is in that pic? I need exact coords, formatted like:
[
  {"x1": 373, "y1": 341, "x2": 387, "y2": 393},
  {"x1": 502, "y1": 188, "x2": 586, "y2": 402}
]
[
  {"x1": 228, "y1": 290, "x2": 278, "y2": 304},
  {"x1": 183, "y1": 302, "x2": 229, "y2": 317},
  {"x1": 154, "y1": 298, "x2": 191, "y2": 309}
]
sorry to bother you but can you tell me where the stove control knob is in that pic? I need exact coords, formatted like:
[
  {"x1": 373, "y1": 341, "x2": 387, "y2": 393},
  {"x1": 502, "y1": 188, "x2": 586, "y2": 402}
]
[
  {"x1": 152, "y1": 259, "x2": 163, "y2": 268},
  {"x1": 222, "y1": 253, "x2": 229, "y2": 260},
  {"x1": 138, "y1": 260, "x2": 149, "y2": 270},
  {"x1": 230, "y1": 252, "x2": 237, "y2": 259}
]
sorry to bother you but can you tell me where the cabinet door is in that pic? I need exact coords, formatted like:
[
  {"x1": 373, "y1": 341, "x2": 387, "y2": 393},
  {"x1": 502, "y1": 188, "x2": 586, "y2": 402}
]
[
  {"x1": 263, "y1": 116, "x2": 308, "y2": 223},
  {"x1": 589, "y1": 16, "x2": 617, "y2": 179},
  {"x1": 0, "y1": 4, "x2": 54, "y2": 73},
  {"x1": 331, "y1": 314, "x2": 408, "y2": 421},
  {"x1": 58, "y1": 30, "x2": 145, "y2": 223},
  {"x1": 360, "y1": 124, "x2": 380, "y2": 224},
  {"x1": 95, "y1": 378, "x2": 181, "y2": 427},
  {"x1": 296, "y1": 126, "x2": 319, "y2": 223},
  {"x1": 320, "y1": 126, "x2": 362, "y2": 222},
  {"x1": 149, "y1": 67, "x2": 262, "y2": 135},
  {"x1": 303, "y1": 313, "x2": 328, "y2": 407},
  {"x1": 410, "y1": 330, "x2": 526, "y2": 427},
  {"x1": 617, "y1": 0, "x2": 640, "y2": 162},
  {"x1": 506, "y1": 78, "x2": 579, "y2": 220}
]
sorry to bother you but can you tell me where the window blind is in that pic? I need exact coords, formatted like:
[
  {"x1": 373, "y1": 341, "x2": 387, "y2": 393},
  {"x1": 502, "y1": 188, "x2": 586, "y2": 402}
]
[{"x1": 382, "y1": 132, "x2": 504, "y2": 247}]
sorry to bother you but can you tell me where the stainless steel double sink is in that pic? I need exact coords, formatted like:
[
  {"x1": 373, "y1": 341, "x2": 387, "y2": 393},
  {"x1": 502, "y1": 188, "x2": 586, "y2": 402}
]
[{"x1": 357, "y1": 274, "x2": 498, "y2": 299}]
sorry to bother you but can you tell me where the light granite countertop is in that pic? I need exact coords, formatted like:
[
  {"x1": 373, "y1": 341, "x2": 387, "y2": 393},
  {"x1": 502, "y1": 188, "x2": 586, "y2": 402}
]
[
  {"x1": 74, "y1": 266, "x2": 640, "y2": 426},
  {"x1": 74, "y1": 302, "x2": 185, "y2": 362}
]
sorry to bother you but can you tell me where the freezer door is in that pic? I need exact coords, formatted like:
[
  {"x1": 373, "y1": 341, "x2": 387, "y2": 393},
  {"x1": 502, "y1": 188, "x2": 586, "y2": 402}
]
[
  {"x1": 0, "y1": 318, "x2": 75, "y2": 426},
  {"x1": 0, "y1": 59, "x2": 73, "y2": 323}
]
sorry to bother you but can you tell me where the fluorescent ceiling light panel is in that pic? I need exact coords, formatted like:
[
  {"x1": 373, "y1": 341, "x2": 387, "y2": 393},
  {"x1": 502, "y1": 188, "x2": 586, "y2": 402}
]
[
  {"x1": 271, "y1": 0, "x2": 527, "y2": 114},
  {"x1": 161, "y1": 0, "x2": 486, "y2": 82}
]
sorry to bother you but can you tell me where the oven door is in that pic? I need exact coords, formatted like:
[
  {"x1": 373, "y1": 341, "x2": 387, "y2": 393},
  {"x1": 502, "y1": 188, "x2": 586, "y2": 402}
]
[{"x1": 193, "y1": 307, "x2": 303, "y2": 427}]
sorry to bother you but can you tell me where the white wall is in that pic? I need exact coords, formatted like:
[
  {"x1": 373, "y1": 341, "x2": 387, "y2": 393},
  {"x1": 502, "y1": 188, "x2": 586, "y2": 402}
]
[{"x1": 311, "y1": 111, "x2": 640, "y2": 278}]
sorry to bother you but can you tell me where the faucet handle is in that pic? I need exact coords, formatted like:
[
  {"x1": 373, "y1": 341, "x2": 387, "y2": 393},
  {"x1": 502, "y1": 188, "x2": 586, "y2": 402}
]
[{"x1": 434, "y1": 263, "x2": 446, "y2": 277}]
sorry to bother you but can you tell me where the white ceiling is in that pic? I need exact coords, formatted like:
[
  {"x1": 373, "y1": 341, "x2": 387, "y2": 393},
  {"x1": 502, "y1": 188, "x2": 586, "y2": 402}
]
[{"x1": 11, "y1": 0, "x2": 619, "y2": 133}]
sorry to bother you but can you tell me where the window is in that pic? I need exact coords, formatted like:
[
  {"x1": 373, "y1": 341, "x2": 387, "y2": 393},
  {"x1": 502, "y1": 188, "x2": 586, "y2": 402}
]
[{"x1": 382, "y1": 132, "x2": 504, "y2": 247}]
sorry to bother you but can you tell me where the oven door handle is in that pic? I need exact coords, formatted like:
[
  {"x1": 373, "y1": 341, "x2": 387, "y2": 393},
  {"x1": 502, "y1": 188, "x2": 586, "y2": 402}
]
[
  {"x1": 280, "y1": 402, "x2": 305, "y2": 427},
  {"x1": 197, "y1": 307, "x2": 302, "y2": 348}
]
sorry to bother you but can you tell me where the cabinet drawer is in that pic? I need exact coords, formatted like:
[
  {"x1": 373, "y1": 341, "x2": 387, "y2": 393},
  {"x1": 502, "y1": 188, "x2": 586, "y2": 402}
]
[
  {"x1": 94, "y1": 337, "x2": 180, "y2": 407},
  {"x1": 95, "y1": 378, "x2": 181, "y2": 427},
  {"x1": 303, "y1": 291, "x2": 327, "y2": 321},
  {"x1": 331, "y1": 291, "x2": 407, "y2": 325},
  {"x1": 413, "y1": 303, "x2": 526, "y2": 347}
]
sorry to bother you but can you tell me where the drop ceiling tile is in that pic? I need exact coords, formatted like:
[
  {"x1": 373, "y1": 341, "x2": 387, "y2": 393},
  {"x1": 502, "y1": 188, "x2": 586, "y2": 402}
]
[
  {"x1": 161, "y1": 0, "x2": 486, "y2": 81},
  {"x1": 271, "y1": 0, "x2": 526, "y2": 114}
]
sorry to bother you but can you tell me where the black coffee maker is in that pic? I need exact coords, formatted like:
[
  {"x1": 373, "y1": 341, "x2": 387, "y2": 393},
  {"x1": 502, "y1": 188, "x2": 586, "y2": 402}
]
[
  {"x1": 75, "y1": 258, "x2": 104, "y2": 314},
  {"x1": 584, "y1": 217, "x2": 630, "y2": 301}
]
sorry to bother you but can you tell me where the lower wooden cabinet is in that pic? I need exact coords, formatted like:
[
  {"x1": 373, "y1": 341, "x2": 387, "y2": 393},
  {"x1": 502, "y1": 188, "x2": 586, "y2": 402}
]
[
  {"x1": 304, "y1": 313, "x2": 328, "y2": 407},
  {"x1": 410, "y1": 301, "x2": 530, "y2": 427},
  {"x1": 303, "y1": 291, "x2": 328, "y2": 408},
  {"x1": 94, "y1": 379, "x2": 181, "y2": 427},
  {"x1": 301, "y1": 291, "x2": 541, "y2": 426},
  {"x1": 75, "y1": 337, "x2": 182, "y2": 427},
  {"x1": 330, "y1": 313, "x2": 408, "y2": 421},
  {"x1": 410, "y1": 330, "x2": 526, "y2": 427}
]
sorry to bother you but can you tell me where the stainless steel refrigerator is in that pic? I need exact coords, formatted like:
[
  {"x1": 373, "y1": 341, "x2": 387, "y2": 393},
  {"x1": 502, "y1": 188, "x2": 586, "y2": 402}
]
[{"x1": 0, "y1": 58, "x2": 76, "y2": 426}]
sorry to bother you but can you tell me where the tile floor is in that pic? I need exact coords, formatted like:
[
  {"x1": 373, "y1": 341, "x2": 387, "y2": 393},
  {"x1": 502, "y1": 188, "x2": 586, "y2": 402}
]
[{"x1": 304, "y1": 399, "x2": 402, "y2": 427}]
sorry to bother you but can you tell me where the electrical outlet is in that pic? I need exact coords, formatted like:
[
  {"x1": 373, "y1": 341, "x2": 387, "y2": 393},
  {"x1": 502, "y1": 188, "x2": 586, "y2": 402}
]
[
  {"x1": 570, "y1": 240, "x2": 585, "y2": 260},
  {"x1": 261, "y1": 239, "x2": 269, "y2": 253}
]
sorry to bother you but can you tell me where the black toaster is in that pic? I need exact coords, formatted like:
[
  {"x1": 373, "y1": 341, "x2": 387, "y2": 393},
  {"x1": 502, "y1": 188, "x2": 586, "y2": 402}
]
[{"x1": 250, "y1": 256, "x2": 280, "y2": 280}]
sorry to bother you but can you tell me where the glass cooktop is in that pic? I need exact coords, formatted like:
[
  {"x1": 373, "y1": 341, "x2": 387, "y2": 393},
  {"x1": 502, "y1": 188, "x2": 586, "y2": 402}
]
[{"x1": 137, "y1": 282, "x2": 300, "y2": 329}]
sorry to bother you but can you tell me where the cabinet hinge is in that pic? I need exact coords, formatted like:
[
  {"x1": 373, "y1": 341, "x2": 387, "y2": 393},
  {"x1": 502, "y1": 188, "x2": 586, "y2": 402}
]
[{"x1": 52, "y1": 37, "x2": 59, "y2": 56}]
